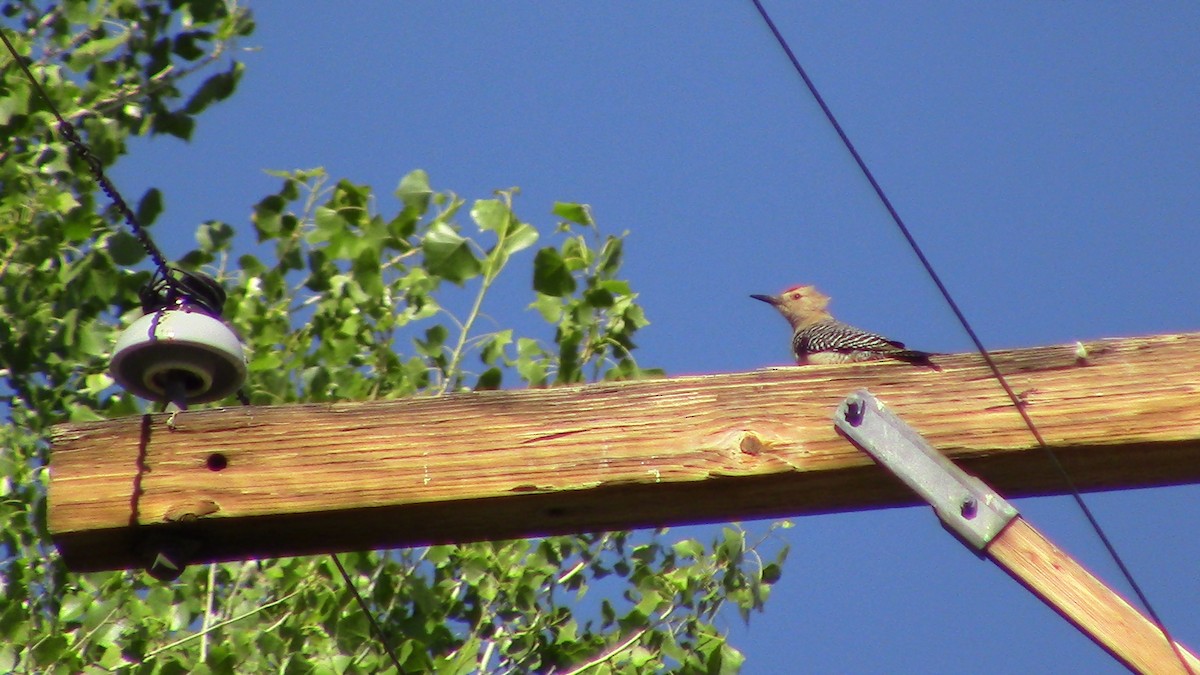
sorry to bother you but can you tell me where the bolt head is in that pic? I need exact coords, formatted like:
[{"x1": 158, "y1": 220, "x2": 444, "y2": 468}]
[{"x1": 843, "y1": 399, "x2": 866, "y2": 426}]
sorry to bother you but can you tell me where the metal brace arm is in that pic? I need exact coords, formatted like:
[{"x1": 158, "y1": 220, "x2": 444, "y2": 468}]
[
  {"x1": 833, "y1": 389, "x2": 1017, "y2": 550},
  {"x1": 832, "y1": 388, "x2": 1198, "y2": 675}
]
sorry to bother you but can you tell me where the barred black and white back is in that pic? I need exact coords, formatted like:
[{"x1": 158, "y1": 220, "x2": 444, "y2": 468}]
[{"x1": 792, "y1": 319, "x2": 940, "y2": 369}]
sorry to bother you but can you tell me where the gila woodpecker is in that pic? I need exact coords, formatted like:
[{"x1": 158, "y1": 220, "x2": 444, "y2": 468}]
[{"x1": 751, "y1": 284, "x2": 940, "y2": 369}]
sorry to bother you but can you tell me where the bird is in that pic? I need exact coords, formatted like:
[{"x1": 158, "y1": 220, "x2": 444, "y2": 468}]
[{"x1": 751, "y1": 284, "x2": 940, "y2": 369}]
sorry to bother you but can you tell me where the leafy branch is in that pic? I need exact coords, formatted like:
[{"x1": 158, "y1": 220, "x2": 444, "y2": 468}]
[{"x1": 0, "y1": 4, "x2": 786, "y2": 667}]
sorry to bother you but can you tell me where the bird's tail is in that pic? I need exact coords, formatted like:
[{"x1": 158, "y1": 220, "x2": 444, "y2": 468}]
[{"x1": 896, "y1": 349, "x2": 942, "y2": 371}]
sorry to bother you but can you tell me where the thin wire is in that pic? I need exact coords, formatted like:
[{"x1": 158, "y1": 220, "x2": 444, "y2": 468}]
[
  {"x1": 231, "y1": 405, "x2": 396, "y2": 669},
  {"x1": 748, "y1": 1, "x2": 1193, "y2": 671},
  {"x1": 330, "y1": 554, "x2": 407, "y2": 673},
  {"x1": 0, "y1": 26, "x2": 172, "y2": 277}
]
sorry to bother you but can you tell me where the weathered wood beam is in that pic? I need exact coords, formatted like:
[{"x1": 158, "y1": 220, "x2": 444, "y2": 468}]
[
  {"x1": 49, "y1": 332, "x2": 1200, "y2": 572},
  {"x1": 990, "y1": 518, "x2": 1200, "y2": 674}
]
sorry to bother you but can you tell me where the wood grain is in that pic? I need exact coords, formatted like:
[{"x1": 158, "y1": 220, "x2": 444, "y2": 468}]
[
  {"x1": 989, "y1": 518, "x2": 1200, "y2": 674},
  {"x1": 48, "y1": 332, "x2": 1200, "y2": 571}
]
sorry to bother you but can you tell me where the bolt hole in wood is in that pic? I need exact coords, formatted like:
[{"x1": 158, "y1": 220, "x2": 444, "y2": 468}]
[{"x1": 206, "y1": 453, "x2": 228, "y2": 471}]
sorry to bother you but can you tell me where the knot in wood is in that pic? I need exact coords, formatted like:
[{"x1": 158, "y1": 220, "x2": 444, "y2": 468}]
[{"x1": 162, "y1": 499, "x2": 220, "y2": 523}]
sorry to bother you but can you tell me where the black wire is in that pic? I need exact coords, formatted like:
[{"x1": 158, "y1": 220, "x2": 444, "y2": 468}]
[
  {"x1": 3, "y1": 25, "x2": 228, "y2": 318},
  {"x1": 748, "y1": 1, "x2": 1193, "y2": 671},
  {"x1": 0, "y1": 26, "x2": 172, "y2": 278},
  {"x1": 330, "y1": 554, "x2": 407, "y2": 674}
]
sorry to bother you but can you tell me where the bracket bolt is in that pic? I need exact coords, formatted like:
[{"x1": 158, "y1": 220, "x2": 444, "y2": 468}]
[{"x1": 843, "y1": 399, "x2": 866, "y2": 427}]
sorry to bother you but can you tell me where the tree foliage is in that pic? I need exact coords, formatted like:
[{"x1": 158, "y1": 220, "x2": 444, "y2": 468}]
[{"x1": 0, "y1": 3, "x2": 787, "y2": 673}]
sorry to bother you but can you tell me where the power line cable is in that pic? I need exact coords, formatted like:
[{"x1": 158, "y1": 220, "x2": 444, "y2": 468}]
[
  {"x1": 747, "y1": 2, "x2": 1192, "y2": 672},
  {"x1": 330, "y1": 554, "x2": 407, "y2": 673},
  {"x1": 0, "y1": 27, "x2": 170, "y2": 277}
]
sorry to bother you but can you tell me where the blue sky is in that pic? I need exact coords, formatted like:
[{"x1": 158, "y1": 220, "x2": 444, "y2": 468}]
[{"x1": 108, "y1": 4, "x2": 1200, "y2": 673}]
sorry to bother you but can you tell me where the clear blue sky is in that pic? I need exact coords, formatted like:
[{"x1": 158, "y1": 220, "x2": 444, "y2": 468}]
[{"x1": 110, "y1": 4, "x2": 1200, "y2": 673}]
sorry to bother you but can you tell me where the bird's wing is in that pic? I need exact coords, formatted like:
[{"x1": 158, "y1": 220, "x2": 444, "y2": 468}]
[{"x1": 796, "y1": 320, "x2": 906, "y2": 353}]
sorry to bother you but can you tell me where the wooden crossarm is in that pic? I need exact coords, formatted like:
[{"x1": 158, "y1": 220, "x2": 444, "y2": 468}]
[{"x1": 48, "y1": 332, "x2": 1200, "y2": 572}]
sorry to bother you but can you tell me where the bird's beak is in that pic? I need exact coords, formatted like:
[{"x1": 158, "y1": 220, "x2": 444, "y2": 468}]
[{"x1": 750, "y1": 294, "x2": 779, "y2": 306}]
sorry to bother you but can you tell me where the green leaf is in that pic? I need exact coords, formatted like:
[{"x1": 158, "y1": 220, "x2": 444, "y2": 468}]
[
  {"x1": 178, "y1": 248, "x2": 213, "y2": 268},
  {"x1": 0, "y1": 78, "x2": 29, "y2": 125},
  {"x1": 68, "y1": 33, "x2": 130, "y2": 67},
  {"x1": 761, "y1": 562, "x2": 783, "y2": 584},
  {"x1": 552, "y1": 201, "x2": 593, "y2": 226},
  {"x1": 32, "y1": 633, "x2": 67, "y2": 666},
  {"x1": 531, "y1": 292, "x2": 563, "y2": 323},
  {"x1": 426, "y1": 546, "x2": 452, "y2": 565},
  {"x1": 475, "y1": 368, "x2": 502, "y2": 390},
  {"x1": 672, "y1": 539, "x2": 705, "y2": 559},
  {"x1": 41, "y1": 189, "x2": 79, "y2": 216},
  {"x1": 238, "y1": 254, "x2": 266, "y2": 277},
  {"x1": 629, "y1": 646, "x2": 654, "y2": 667},
  {"x1": 515, "y1": 338, "x2": 548, "y2": 386},
  {"x1": 479, "y1": 330, "x2": 512, "y2": 365},
  {"x1": 471, "y1": 198, "x2": 510, "y2": 233},
  {"x1": 172, "y1": 30, "x2": 210, "y2": 61},
  {"x1": 422, "y1": 222, "x2": 481, "y2": 284},
  {"x1": 415, "y1": 324, "x2": 448, "y2": 359},
  {"x1": 185, "y1": 0, "x2": 225, "y2": 23},
  {"x1": 598, "y1": 236, "x2": 624, "y2": 276},
  {"x1": 396, "y1": 170, "x2": 432, "y2": 212},
  {"x1": 331, "y1": 180, "x2": 370, "y2": 226},
  {"x1": 151, "y1": 109, "x2": 196, "y2": 140},
  {"x1": 248, "y1": 350, "x2": 282, "y2": 372},
  {"x1": 387, "y1": 209, "x2": 420, "y2": 241},
  {"x1": 196, "y1": 220, "x2": 234, "y2": 252},
  {"x1": 62, "y1": 216, "x2": 95, "y2": 243},
  {"x1": 532, "y1": 248, "x2": 575, "y2": 296},
  {"x1": 501, "y1": 222, "x2": 538, "y2": 257},
  {"x1": 313, "y1": 205, "x2": 349, "y2": 239},
  {"x1": 135, "y1": 188, "x2": 163, "y2": 226},
  {"x1": 106, "y1": 231, "x2": 146, "y2": 265},
  {"x1": 583, "y1": 287, "x2": 614, "y2": 308},
  {"x1": 483, "y1": 220, "x2": 539, "y2": 281},
  {"x1": 184, "y1": 62, "x2": 244, "y2": 114},
  {"x1": 252, "y1": 194, "x2": 286, "y2": 240}
]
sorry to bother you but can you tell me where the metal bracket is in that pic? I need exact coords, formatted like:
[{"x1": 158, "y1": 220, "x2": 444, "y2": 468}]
[{"x1": 833, "y1": 389, "x2": 1018, "y2": 551}]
